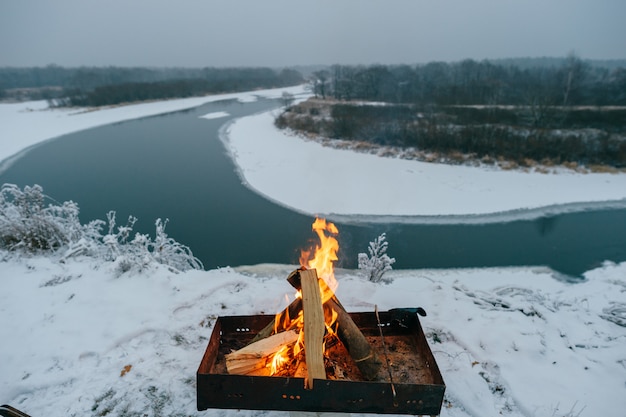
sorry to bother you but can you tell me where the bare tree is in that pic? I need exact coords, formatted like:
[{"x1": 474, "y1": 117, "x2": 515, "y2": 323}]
[
  {"x1": 312, "y1": 70, "x2": 330, "y2": 99},
  {"x1": 562, "y1": 52, "x2": 588, "y2": 106},
  {"x1": 280, "y1": 91, "x2": 294, "y2": 107}
]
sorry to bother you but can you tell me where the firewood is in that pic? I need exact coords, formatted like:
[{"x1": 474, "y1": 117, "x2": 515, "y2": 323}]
[
  {"x1": 294, "y1": 358, "x2": 307, "y2": 379},
  {"x1": 288, "y1": 269, "x2": 382, "y2": 381},
  {"x1": 249, "y1": 297, "x2": 302, "y2": 344},
  {"x1": 225, "y1": 330, "x2": 298, "y2": 375},
  {"x1": 300, "y1": 268, "x2": 327, "y2": 388}
]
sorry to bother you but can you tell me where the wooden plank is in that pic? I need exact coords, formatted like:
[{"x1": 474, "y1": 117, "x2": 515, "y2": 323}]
[
  {"x1": 288, "y1": 269, "x2": 382, "y2": 381},
  {"x1": 248, "y1": 297, "x2": 303, "y2": 344},
  {"x1": 300, "y1": 268, "x2": 326, "y2": 388},
  {"x1": 225, "y1": 330, "x2": 298, "y2": 375}
]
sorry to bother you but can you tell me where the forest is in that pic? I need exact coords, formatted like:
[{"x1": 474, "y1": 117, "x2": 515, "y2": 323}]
[
  {"x1": 311, "y1": 56, "x2": 626, "y2": 106},
  {"x1": 0, "y1": 65, "x2": 303, "y2": 105},
  {"x1": 277, "y1": 56, "x2": 626, "y2": 169}
]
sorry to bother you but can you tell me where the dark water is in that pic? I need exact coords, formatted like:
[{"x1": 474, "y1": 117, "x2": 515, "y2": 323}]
[{"x1": 1, "y1": 97, "x2": 625, "y2": 277}]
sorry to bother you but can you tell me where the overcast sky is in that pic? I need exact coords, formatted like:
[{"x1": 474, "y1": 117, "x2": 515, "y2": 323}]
[{"x1": 1, "y1": 0, "x2": 625, "y2": 68}]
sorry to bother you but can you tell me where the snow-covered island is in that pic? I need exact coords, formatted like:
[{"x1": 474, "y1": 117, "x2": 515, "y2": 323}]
[{"x1": 1, "y1": 87, "x2": 625, "y2": 417}]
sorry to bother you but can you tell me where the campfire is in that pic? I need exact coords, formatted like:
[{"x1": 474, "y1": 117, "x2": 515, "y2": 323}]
[
  {"x1": 225, "y1": 218, "x2": 381, "y2": 385},
  {"x1": 197, "y1": 218, "x2": 445, "y2": 415}
]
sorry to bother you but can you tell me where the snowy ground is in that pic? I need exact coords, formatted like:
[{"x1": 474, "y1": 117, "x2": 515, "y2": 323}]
[
  {"x1": 1, "y1": 255, "x2": 625, "y2": 417},
  {"x1": 1, "y1": 88, "x2": 626, "y2": 416}
]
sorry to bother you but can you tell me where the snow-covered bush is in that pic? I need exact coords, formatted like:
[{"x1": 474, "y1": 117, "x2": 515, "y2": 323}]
[
  {"x1": 100, "y1": 211, "x2": 151, "y2": 274},
  {"x1": 84, "y1": 211, "x2": 203, "y2": 274},
  {"x1": 358, "y1": 233, "x2": 396, "y2": 283},
  {"x1": 152, "y1": 218, "x2": 203, "y2": 271},
  {"x1": 1, "y1": 184, "x2": 203, "y2": 273},
  {"x1": 0, "y1": 183, "x2": 82, "y2": 251},
  {"x1": 101, "y1": 211, "x2": 139, "y2": 261}
]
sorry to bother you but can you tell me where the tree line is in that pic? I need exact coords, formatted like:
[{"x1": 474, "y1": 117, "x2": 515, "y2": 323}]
[
  {"x1": 0, "y1": 65, "x2": 303, "y2": 105},
  {"x1": 311, "y1": 55, "x2": 626, "y2": 106},
  {"x1": 277, "y1": 56, "x2": 626, "y2": 168},
  {"x1": 277, "y1": 100, "x2": 626, "y2": 167}
]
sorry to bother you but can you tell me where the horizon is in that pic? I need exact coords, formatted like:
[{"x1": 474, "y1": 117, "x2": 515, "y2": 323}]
[
  {"x1": 2, "y1": 55, "x2": 626, "y2": 71},
  {"x1": 1, "y1": 1, "x2": 625, "y2": 68}
]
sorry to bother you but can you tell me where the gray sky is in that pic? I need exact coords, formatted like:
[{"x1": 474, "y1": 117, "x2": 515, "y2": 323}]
[{"x1": 1, "y1": 0, "x2": 625, "y2": 68}]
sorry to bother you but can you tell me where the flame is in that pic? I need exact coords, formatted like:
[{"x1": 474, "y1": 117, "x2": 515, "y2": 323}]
[
  {"x1": 269, "y1": 344, "x2": 291, "y2": 375},
  {"x1": 269, "y1": 217, "x2": 341, "y2": 376},
  {"x1": 299, "y1": 217, "x2": 339, "y2": 301}
]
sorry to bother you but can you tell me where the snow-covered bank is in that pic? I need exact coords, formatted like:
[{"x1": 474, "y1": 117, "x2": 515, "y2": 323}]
[
  {"x1": 1, "y1": 256, "x2": 625, "y2": 417},
  {"x1": 4, "y1": 85, "x2": 626, "y2": 222},
  {"x1": 224, "y1": 110, "x2": 626, "y2": 221},
  {"x1": 0, "y1": 85, "x2": 307, "y2": 174}
]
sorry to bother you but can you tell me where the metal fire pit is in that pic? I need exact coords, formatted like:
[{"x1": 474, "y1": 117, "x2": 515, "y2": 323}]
[{"x1": 197, "y1": 310, "x2": 445, "y2": 415}]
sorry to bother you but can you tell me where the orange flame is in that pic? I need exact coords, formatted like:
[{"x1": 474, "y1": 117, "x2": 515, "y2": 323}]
[
  {"x1": 269, "y1": 344, "x2": 291, "y2": 375},
  {"x1": 299, "y1": 217, "x2": 339, "y2": 301},
  {"x1": 269, "y1": 217, "x2": 341, "y2": 376}
]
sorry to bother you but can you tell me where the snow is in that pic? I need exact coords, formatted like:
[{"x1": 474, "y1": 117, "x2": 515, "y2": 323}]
[
  {"x1": 199, "y1": 111, "x2": 230, "y2": 120},
  {"x1": 223, "y1": 110, "x2": 626, "y2": 221},
  {"x1": 1, "y1": 255, "x2": 625, "y2": 417},
  {"x1": 1, "y1": 88, "x2": 626, "y2": 416}
]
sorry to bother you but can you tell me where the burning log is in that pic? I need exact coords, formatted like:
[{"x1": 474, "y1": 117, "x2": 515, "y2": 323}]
[
  {"x1": 300, "y1": 268, "x2": 327, "y2": 388},
  {"x1": 288, "y1": 268, "x2": 382, "y2": 381},
  {"x1": 249, "y1": 297, "x2": 302, "y2": 344},
  {"x1": 229, "y1": 219, "x2": 380, "y2": 381},
  {"x1": 235, "y1": 268, "x2": 382, "y2": 381},
  {"x1": 225, "y1": 330, "x2": 298, "y2": 375}
]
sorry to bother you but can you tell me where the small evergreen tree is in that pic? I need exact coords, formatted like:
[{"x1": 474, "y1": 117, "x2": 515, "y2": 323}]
[{"x1": 358, "y1": 233, "x2": 396, "y2": 283}]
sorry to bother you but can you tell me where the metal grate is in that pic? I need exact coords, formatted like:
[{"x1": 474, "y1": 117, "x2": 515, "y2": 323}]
[{"x1": 197, "y1": 310, "x2": 445, "y2": 415}]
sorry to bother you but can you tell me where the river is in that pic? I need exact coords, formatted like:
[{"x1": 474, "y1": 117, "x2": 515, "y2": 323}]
[{"x1": 1, "y1": 97, "x2": 625, "y2": 278}]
